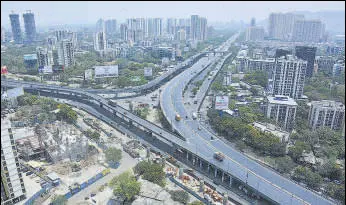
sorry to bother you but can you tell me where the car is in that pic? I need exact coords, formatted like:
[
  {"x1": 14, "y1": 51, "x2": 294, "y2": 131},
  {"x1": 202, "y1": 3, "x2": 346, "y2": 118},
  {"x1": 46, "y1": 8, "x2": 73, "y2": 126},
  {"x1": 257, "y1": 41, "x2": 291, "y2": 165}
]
[
  {"x1": 90, "y1": 193, "x2": 96, "y2": 197},
  {"x1": 92, "y1": 199, "x2": 96, "y2": 203},
  {"x1": 198, "y1": 126, "x2": 202, "y2": 130},
  {"x1": 84, "y1": 197, "x2": 89, "y2": 200}
]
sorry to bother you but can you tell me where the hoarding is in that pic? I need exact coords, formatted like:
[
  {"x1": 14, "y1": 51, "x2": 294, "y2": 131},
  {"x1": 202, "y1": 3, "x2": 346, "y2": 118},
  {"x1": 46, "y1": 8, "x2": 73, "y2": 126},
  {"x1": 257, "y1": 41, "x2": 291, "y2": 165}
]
[
  {"x1": 144, "y1": 67, "x2": 153, "y2": 77},
  {"x1": 84, "y1": 69, "x2": 93, "y2": 80},
  {"x1": 1, "y1": 66, "x2": 8, "y2": 75},
  {"x1": 38, "y1": 66, "x2": 53, "y2": 74},
  {"x1": 52, "y1": 65, "x2": 64, "y2": 73},
  {"x1": 94, "y1": 65, "x2": 118, "y2": 78},
  {"x1": 6, "y1": 86, "x2": 24, "y2": 98},
  {"x1": 215, "y1": 96, "x2": 229, "y2": 110}
]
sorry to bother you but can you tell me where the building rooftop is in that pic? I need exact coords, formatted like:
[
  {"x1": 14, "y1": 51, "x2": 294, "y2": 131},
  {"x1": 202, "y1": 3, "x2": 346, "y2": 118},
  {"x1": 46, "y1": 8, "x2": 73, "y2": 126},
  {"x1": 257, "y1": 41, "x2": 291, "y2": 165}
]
[
  {"x1": 310, "y1": 100, "x2": 345, "y2": 110},
  {"x1": 252, "y1": 122, "x2": 290, "y2": 142},
  {"x1": 267, "y1": 95, "x2": 297, "y2": 106},
  {"x1": 23, "y1": 54, "x2": 37, "y2": 60}
]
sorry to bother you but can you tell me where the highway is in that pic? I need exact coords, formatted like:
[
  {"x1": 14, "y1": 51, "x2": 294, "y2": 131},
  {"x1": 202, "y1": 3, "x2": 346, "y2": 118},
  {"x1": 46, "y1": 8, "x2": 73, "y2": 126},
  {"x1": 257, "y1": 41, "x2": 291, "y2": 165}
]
[
  {"x1": 159, "y1": 33, "x2": 335, "y2": 205},
  {"x1": 1, "y1": 33, "x2": 336, "y2": 205}
]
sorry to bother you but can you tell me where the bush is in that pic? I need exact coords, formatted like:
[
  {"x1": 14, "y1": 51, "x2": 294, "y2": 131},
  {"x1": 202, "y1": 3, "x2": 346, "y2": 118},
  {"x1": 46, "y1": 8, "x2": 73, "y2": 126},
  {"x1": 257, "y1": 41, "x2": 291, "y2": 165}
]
[
  {"x1": 105, "y1": 147, "x2": 122, "y2": 163},
  {"x1": 109, "y1": 171, "x2": 141, "y2": 202},
  {"x1": 134, "y1": 161, "x2": 166, "y2": 187},
  {"x1": 170, "y1": 190, "x2": 190, "y2": 204}
]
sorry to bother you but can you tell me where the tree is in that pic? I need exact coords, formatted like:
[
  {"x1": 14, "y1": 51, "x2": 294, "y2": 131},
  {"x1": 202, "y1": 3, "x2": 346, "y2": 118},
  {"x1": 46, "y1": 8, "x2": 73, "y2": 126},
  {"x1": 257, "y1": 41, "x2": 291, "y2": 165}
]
[
  {"x1": 110, "y1": 171, "x2": 141, "y2": 202},
  {"x1": 134, "y1": 161, "x2": 166, "y2": 187},
  {"x1": 292, "y1": 166, "x2": 323, "y2": 190},
  {"x1": 105, "y1": 147, "x2": 122, "y2": 163},
  {"x1": 51, "y1": 195, "x2": 67, "y2": 205},
  {"x1": 189, "y1": 201, "x2": 204, "y2": 205},
  {"x1": 318, "y1": 161, "x2": 343, "y2": 181},
  {"x1": 288, "y1": 141, "x2": 310, "y2": 162},
  {"x1": 275, "y1": 156, "x2": 297, "y2": 174},
  {"x1": 57, "y1": 104, "x2": 77, "y2": 124},
  {"x1": 170, "y1": 190, "x2": 190, "y2": 204}
]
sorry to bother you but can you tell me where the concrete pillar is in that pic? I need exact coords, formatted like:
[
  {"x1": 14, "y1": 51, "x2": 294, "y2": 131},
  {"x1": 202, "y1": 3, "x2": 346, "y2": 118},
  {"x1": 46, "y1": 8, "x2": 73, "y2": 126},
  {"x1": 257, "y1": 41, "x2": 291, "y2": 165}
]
[
  {"x1": 199, "y1": 159, "x2": 202, "y2": 168},
  {"x1": 192, "y1": 157, "x2": 195, "y2": 166},
  {"x1": 199, "y1": 179, "x2": 205, "y2": 192},
  {"x1": 215, "y1": 169, "x2": 217, "y2": 178},
  {"x1": 207, "y1": 164, "x2": 210, "y2": 173},
  {"x1": 161, "y1": 157, "x2": 166, "y2": 167},
  {"x1": 223, "y1": 193, "x2": 228, "y2": 205},
  {"x1": 179, "y1": 168, "x2": 184, "y2": 179},
  {"x1": 229, "y1": 176, "x2": 233, "y2": 187},
  {"x1": 146, "y1": 148, "x2": 150, "y2": 159},
  {"x1": 186, "y1": 152, "x2": 189, "y2": 161},
  {"x1": 222, "y1": 172, "x2": 225, "y2": 182}
]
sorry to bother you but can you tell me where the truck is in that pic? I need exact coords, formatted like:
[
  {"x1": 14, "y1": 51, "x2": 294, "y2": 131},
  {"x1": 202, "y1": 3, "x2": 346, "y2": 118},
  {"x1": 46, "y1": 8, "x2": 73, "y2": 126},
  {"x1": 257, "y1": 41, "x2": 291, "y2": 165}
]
[
  {"x1": 213, "y1": 152, "x2": 225, "y2": 161},
  {"x1": 192, "y1": 112, "x2": 197, "y2": 120},
  {"x1": 175, "y1": 114, "x2": 181, "y2": 121}
]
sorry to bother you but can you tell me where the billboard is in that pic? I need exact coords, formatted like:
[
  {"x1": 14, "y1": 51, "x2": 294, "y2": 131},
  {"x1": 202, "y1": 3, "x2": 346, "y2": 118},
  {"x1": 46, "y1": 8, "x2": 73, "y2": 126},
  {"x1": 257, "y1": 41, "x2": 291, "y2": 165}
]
[
  {"x1": 215, "y1": 96, "x2": 229, "y2": 110},
  {"x1": 38, "y1": 66, "x2": 53, "y2": 74},
  {"x1": 1, "y1": 66, "x2": 8, "y2": 75},
  {"x1": 6, "y1": 86, "x2": 24, "y2": 98},
  {"x1": 94, "y1": 65, "x2": 118, "y2": 78},
  {"x1": 53, "y1": 65, "x2": 64, "y2": 73},
  {"x1": 144, "y1": 67, "x2": 153, "y2": 77},
  {"x1": 84, "y1": 69, "x2": 93, "y2": 80}
]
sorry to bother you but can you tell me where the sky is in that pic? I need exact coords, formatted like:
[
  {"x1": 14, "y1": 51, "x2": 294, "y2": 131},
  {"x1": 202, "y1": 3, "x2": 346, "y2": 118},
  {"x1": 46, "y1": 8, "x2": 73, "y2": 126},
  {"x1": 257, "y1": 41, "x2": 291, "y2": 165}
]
[{"x1": 1, "y1": 1, "x2": 345, "y2": 28}]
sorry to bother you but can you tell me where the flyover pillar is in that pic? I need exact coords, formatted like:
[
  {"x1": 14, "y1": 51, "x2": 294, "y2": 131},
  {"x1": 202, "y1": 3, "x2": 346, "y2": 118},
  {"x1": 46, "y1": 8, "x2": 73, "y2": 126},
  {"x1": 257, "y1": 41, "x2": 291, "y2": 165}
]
[
  {"x1": 214, "y1": 169, "x2": 217, "y2": 178},
  {"x1": 199, "y1": 179, "x2": 205, "y2": 192},
  {"x1": 222, "y1": 172, "x2": 225, "y2": 182}
]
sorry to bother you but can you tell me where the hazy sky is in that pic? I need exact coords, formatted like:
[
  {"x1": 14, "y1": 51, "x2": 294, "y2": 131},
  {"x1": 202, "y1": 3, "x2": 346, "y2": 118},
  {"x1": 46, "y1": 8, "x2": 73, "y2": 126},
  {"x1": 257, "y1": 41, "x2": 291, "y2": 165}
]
[{"x1": 1, "y1": 1, "x2": 345, "y2": 28}]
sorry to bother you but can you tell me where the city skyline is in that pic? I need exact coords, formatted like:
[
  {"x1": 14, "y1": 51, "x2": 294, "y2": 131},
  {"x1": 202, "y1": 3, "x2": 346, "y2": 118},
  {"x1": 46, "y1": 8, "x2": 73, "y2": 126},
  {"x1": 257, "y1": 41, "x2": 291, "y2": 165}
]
[{"x1": 1, "y1": 1, "x2": 344, "y2": 28}]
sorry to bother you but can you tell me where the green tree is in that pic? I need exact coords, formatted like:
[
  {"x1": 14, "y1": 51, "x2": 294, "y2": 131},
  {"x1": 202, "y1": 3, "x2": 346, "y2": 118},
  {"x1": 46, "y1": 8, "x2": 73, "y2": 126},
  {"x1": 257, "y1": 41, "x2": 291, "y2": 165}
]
[
  {"x1": 293, "y1": 166, "x2": 323, "y2": 189},
  {"x1": 170, "y1": 190, "x2": 190, "y2": 204},
  {"x1": 110, "y1": 171, "x2": 141, "y2": 202},
  {"x1": 318, "y1": 161, "x2": 343, "y2": 181},
  {"x1": 243, "y1": 71, "x2": 268, "y2": 87},
  {"x1": 288, "y1": 141, "x2": 310, "y2": 162},
  {"x1": 189, "y1": 201, "x2": 204, "y2": 205},
  {"x1": 105, "y1": 147, "x2": 122, "y2": 163},
  {"x1": 51, "y1": 195, "x2": 67, "y2": 205},
  {"x1": 275, "y1": 156, "x2": 297, "y2": 174},
  {"x1": 134, "y1": 161, "x2": 166, "y2": 187},
  {"x1": 57, "y1": 104, "x2": 78, "y2": 124}
]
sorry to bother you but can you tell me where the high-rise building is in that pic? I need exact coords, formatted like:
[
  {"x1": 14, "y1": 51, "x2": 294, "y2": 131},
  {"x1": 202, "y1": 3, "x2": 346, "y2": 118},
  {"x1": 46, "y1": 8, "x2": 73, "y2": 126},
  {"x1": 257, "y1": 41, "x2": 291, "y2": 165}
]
[
  {"x1": 199, "y1": 17, "x2": 207, "y2": 41},
  {"x1": 315, "y1": 56, "x2": 336, "y2": 75},
  {"x1": 176, "y1": 29, "x2": 186, "y2": 41},
  {"x1": 251, "y1": 18, "x2": 256, "y2": 27},
  {"x1": 23, "y1": 54, "x2": 38, "y2": 73},
  {"x1": 190, "y1": 15, "x2": 199, "y2": 40},
  {"x1": 23, "y1": 11, "x2": 36, "y2": 43},
  {"x1": 245, "y1": 26, "x2": 265, "y2": 41},
  {"x1": 292, "y1": 19, "x2": 322, "y2": 42},
  {"x1": 96, "y1": 18, "x2": 105, "y2": 33},
  {"x1": 37, "y1": 47, "x2": 54, "y2": 67},
  {"x1": 308, "y1": 100, "x2": 345, "y2": 131},
  {"x1": 9, "y1": 13, "x2": 22, "y2": 43},
  {"x1": 265, "y1": 95, "x2": 298, "y2": 131},
  {"x1": 55, "y1": 30, "x2": 68, "y2": 42},
  {"x1": 105, "y1": 19, "x2": 117, "y2": 38},
  {"x1": 270, "y1": 55, "x2": 307, "y2": 99},
  {"x1": 295, "y1": 46, "x2": 317, "y2": 78},
  {"x1": 57, "y1": 39, "x2": 74, "y2": 67},
  {"x1": 268, "y1": 13, "x2": 304, "y2": 40},
  {"x1": 94, "y1": 31, "x2": 106, "y2": 51},
  {"x1": 167, "y1": 18, "x2": 177, "y2": 35},
  {"x1": 153, "y1": 18, "x2": 163, "y2": 37},
  {"x1": 333, "y1": 63, "x2": 345, "y2": 77},
  {"x1": 1, "y1": 118, "x2": 26, "y2": 204},
  {"x1": 189, "y1": 15, "x2": 207, "y2": 41},
  {"x1": 120, "y1": 24, "x2": 128, "y2": 41},
  {"x1": 1, "y1": 27, "x2": 5, "y2": 43}
]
